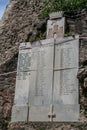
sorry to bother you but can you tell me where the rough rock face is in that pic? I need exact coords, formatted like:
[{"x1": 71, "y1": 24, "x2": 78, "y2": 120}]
[
  {"x1": 0, "y1": 0, "x2": 43, "y2": 129},
  {"x1": 0, "y1": 0, "x2": 87, "y2": 130},
  {"x1": 65, "y1": 10, "x2": 87, "y2": 112},
  {"x1": 0, "y1": 0, "x2": 44, "y2": 64}
]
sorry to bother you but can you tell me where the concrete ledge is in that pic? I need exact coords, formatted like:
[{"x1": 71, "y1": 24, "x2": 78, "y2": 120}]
[
  {"x1": 11, "y1": 105, "x2": 28, "y2": 122},
  {"x1": 49, "y1": 12, "x2": 63, "y2": 19}
]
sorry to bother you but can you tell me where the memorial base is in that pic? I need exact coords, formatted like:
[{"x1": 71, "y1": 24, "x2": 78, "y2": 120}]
[
  {"x1": 11, "y1": 105, "x2": 28, "y2": 122},
  {"x1": 54, "y1": 104, "x2": 80, "y2": 122}
]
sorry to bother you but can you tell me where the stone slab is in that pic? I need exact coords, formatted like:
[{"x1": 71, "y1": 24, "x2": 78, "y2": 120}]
[
  {"x1": 47, "y1": 17, "x2": 65, "y2": 39},
  {"x1": 19, "y1": 42, "x2": 32, "y2": 50},
  {"x1": 14, "y1": 72, "x2": 30, "y2": 105},
  {"x1": 29, "y1": 106, "x2": 50, "y2": 122},
  {"x1": 49, "y1": 12, "x2": 63, "y2": 20},
  {"x1": 55, "y1": 39, "x2": 79, "y2": 69},
  {"x1": 17, "y1": 48, "x2": 32, "y2": 71},
  {"x1": 11, "y1": 36, "x2": 79, "y2": 122},
  {"x1": 53, "y1": 69, "x2": 79, "y2": 105},
  {"x1": 53, "y1": 104, "x2": 80, "y2": 122},
  {"x1": 11, "y1": 105, "x2": 28, "y2": 122},
  {"x1": 28, "y1": 42, "x2": 54, "y2": 121},
  {"x1": 30, "y1": 44, "x2": 54, "y2": 70},
  {"x1": 29, "y1": 70, "x2": 53, "y2": 106}
]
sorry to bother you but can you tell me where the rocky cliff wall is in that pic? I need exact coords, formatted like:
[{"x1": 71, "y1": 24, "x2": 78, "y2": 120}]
[
  {"x1": 0, "y1": 0, "x2": 43, "y2": 129},
  {"x1": 0, "y1": 0, "x2": 87, "y2": 130}
]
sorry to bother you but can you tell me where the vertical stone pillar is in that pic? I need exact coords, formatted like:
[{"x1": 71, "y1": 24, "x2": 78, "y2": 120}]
[
  {"x1": 47, "y1": 12, "x2": 65, "y2": 39},
  {"x1": 11, "y1": 42, "x2": 32, "y2": 122}
]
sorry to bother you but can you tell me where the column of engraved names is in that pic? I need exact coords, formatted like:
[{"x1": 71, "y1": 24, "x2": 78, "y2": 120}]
[
  {"x1": 60, "y1": 70, "x2": 76, "y2": 95},
  {"x1": 18, "y1": 51, "x2": 31, "y2": 71},
  {"x1": 17, "y1": 50, "x2": 31, "y2": 80},
  {"x1": 60, "y1": 47, "x2": 74, "y2": 69},
  {"x1": 57, "y1": 46, "x2": 75, "y2": 95},
  {"x1": 35, "y1": 47, "x2": 48, "y2": 96}
]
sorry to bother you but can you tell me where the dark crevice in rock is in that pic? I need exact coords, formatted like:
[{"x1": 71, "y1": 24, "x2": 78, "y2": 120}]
[{"x1": 0, "y1": 52, "x2": 18, "y2": 74}]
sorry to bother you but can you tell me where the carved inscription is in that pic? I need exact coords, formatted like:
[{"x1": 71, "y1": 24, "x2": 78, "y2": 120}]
[
  {"x1": 14, "y1": 72, "x2": 30, "y2": 105},
  {"x1": 17, "y1": 72, "x2": 29, "y2": 80},
  {"x1": 55, "y1": 42, "x2": 77, "y2": 69},
  {"x1": 54, "y1": 70, "x2": 78, "y2": 105},
  {"x1": 54, "y1": 39, "x2": 79, "y2": 105},
  {"x1": 29, "y1": 45, "x2": 53, "y2": 106},
  {"x1": 18, "y1": 49, "x2": 31, "y2": 71},
  {"x1": 59, "y1": 70, "x2": 77, "y2": 95},
  {"x1": 47, "y1": 18, "x2": 65, "y2": 39},
  {"x1": 30, "y1": 46, "x2": 53, "y2": 70}
]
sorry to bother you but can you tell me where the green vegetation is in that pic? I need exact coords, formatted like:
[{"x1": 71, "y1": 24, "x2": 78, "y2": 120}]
[
  {"x1": 40, "y1": 0, "x2": 87, "y2": 18},
  {"x1": 84, "y1": 109, "x2": 87, "y2": 117}
]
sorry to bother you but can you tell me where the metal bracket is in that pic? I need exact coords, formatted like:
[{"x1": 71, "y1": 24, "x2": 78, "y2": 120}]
[
  {"x1": 48, "y1": 104, "x2": 56, "y2": 121},
  {"x1": 48, "y1": 112, "x2": 56, "y2": 118}
]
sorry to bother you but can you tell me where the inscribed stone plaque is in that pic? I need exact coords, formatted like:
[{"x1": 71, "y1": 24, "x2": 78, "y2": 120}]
[
  {"x1": 14, "y1": 45, "x2": 32, "y2": 105},
  {"x1": 14, "y1": 72, "x2": 30, "y2": 105},
  {"x1": 47, "y1": 17, "x2": 65, "y2": 39},
  {"x1": 55, "y1": 39, "x2": 79, "y2": 69},
  {"x1": 17, "y1": 49, "x2": 32, "y2": 71},
  {"x1": 30, "y1": 45, "x2": 53, "y2": 70},
  {"x1": 11, "y1": 42, "x2": 31, "y2": 122},
  {"x1": 28, "y1": 42, "x2": 54, "y2": 121},
  {"x1": 11, "y1": 36, "x2": 79, "y2": 122},
  {"x1": 53, "y1": 38, "x2": 79, "y2": 121},
  {"x1": 29, "y1": 70, "x2": 53, "y2": 106},
  {"x1": 53, "y1": 69, "x2": 78, "y2": 104}
]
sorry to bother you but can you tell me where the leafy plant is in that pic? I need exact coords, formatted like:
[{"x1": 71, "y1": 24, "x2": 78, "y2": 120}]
[
  {"x1": 39, "y1": 0, "x2": 87, "y2": 18},
  {"x1": 84, "y1": 109, "x2": 87, "y2": 117}
]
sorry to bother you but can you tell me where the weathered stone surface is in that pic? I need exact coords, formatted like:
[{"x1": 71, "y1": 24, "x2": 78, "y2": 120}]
[
  {"x1": 30, "y1": 39, "x2": 54, "y2": 70},
  {"x1": 55, "y1": 38, "x2": 79, "y2": 69},
  {"x1": 47, "y1": 17, "x2": 65, "y2": 39},
  {"x1": 17, "y1": 43, "x2": 32, "y2": 71},
  {"x1": 29, "y1": 106, "x2": 50, "y2": 122},
  {"x1": 49, "y1": 12, "x2": 63, "y2": 20},
  {"x1": 29, "y1": 69, "x2": 53, "y2": 106},
  {"x1": 29, "y1": 40, "x2": 54, "y2": 121},
  {"x1": 14, "y1": 72, "x2": 30, "y2": 105},
  {"x1": 11, "y1": 42, "x2": 32, "y2": 122},
  {"x1": 53, "y1": 38, "x2": 79, "y2": 121},
  {"x1": 28, "y1": 37, "x2": 79, "y2": 122},
  {"x1": 54, "y1": 69, "x2": 79, "y2": 104},
  {"x1": 11, "y1": 105, "x2": 28, "y2": 122},
  {"x1": 54, "y1": 104, "x2": 79, "y2": 122},
  {"x1": 11, "y1": 35, "x2": 79, "y2": 122}
]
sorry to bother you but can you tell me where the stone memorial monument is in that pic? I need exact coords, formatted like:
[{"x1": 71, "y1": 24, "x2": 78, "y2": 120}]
[
  {"x1": 47, "y1": 12, "x2": 65, "y2": 39},
  {"x1": 11, "y1": 12, "x2": 79, "y2": 122}
]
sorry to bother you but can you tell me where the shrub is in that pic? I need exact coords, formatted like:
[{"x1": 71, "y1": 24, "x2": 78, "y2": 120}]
[{"x1": 40, "y1": 0, "x2": 87, "y2": 18}]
